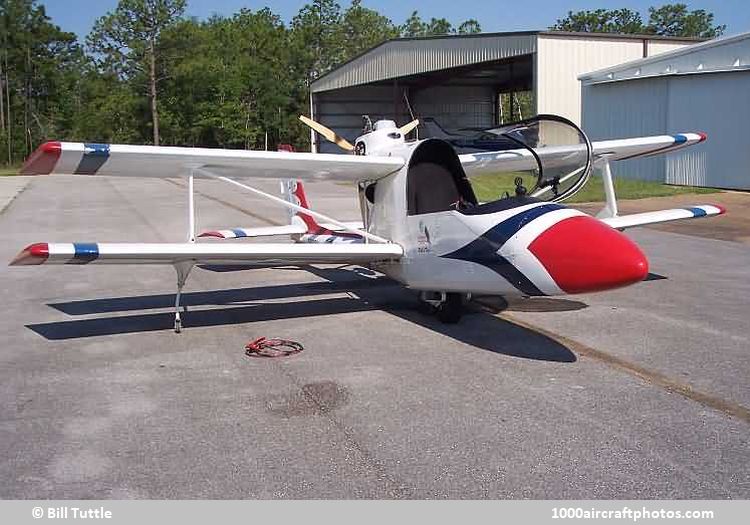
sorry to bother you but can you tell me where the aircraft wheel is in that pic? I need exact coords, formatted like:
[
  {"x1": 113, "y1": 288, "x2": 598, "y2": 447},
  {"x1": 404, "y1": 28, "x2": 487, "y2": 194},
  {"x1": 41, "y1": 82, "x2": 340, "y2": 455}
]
[
  {"x1": 417, "y1": 301, "x2": 437, "y2": 316},
  {"x1": 437, "y1": 293, "x2": 464, "y2": 324}
]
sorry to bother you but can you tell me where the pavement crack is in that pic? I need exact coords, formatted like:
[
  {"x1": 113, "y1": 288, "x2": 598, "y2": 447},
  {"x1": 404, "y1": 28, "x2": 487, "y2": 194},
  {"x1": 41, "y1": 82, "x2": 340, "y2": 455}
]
[
  {"x1": 165, "y1": 179, "x2": 282, "y2": 226},
  {"x1": 497, "y1": 308, "x2": 750, "y2": 427},
  {"x1": 105, "y1": 179, "x2": 169, "y2": 242}
]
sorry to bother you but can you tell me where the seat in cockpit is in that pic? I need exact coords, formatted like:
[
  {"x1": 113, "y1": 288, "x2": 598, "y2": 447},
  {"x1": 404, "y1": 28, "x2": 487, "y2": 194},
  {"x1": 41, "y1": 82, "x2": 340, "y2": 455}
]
[{"x1": 406, "y1": 139, "x2": 477, "y2": 215}]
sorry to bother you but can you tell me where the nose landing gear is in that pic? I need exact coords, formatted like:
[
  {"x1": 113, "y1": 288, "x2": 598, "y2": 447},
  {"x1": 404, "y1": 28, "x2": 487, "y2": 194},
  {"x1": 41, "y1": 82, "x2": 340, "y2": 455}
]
[{"x1": 418, "y1": 291, "x2": 470, "y2": 324}]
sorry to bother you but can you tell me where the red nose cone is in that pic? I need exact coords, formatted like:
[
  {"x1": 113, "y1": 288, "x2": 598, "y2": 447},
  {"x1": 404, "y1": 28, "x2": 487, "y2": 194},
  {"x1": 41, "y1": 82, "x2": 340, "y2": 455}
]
[{"x1": 528, "y1": 216, "x2": 648, "y2": 294}]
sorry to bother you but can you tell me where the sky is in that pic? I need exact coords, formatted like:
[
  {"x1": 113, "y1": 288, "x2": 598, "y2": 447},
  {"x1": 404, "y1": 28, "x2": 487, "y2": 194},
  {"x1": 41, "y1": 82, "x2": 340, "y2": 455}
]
[{"x1": 38, "y1": 0, "x2": 750, "y2": 42}]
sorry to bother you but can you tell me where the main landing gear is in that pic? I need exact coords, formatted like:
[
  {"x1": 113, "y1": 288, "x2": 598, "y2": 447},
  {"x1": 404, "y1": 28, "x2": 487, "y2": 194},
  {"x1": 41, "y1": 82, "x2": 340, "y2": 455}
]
[
  {"x1": 173, "y1": 262, "x2": 194, "y2": 333},
  {"x1": 418, "y1": 291, "x2": 470, "y2": 324}
]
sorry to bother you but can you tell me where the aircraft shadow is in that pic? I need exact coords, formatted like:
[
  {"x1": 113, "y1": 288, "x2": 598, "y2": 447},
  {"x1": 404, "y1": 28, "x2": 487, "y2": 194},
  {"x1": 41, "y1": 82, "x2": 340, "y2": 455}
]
[
  {"x1": 30, "y1": 267, "x2": 577, "y2": 363},
  {"x1": 49, "y1": 278, "x2": 395, "y2": 316}
]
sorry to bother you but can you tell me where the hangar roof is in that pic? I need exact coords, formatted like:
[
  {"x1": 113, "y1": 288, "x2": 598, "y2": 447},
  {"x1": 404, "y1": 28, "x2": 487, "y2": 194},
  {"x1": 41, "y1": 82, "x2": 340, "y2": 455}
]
[
  {"x1": 580, "y1": 31, "x2": 750, "y2": 85},
  {"x1": 311, "y1": 30, "x2": 701, "y2": 93}
]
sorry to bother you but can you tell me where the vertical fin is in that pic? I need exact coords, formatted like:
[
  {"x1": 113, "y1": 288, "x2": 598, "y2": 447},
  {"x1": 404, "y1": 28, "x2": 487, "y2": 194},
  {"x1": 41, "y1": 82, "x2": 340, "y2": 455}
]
[{"x1": 280, "y1": 179, "x2": 320, "y2": 234}]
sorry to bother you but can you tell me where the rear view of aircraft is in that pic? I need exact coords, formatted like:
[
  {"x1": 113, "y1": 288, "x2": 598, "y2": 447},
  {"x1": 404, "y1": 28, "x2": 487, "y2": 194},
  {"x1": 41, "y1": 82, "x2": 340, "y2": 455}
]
[{"x1": 13, "y1": 114, "x2": 724, "y2": 331}]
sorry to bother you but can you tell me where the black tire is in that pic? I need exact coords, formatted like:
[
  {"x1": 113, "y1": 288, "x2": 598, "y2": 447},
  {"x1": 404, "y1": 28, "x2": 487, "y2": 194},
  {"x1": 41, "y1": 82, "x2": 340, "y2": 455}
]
[{"x1": 437, "y1": 293, "x2": 463, "y2": 324}]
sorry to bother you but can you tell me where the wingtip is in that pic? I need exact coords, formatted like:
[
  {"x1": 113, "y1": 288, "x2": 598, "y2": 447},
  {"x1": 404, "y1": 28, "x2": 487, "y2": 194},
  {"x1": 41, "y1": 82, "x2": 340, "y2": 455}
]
[
  {"x1": 713, "y1": 204, "x2": 726, "y2": 215},
  {"x1": 697, "y1": 132, "x2": 708, "y2": 143},
  {"x1": 20, "y1": 141, "x2": 62, "y2": 175},
  {"x1": 10, "y1": 243, "x2": 49, "y2": 265},
  {"x1": 198, "y1": 231, "x2": 225, "y2": 238}
]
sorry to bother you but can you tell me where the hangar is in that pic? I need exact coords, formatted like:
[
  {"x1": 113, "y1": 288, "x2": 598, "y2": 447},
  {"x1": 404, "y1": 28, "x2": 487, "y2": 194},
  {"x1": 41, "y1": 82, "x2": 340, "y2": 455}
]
[
  {"x1": 581, "y1": 31, "x2": 750, "y2": 190},
  {"x1": 309, "y1": 30, "x2": 699, "y2": 153}
]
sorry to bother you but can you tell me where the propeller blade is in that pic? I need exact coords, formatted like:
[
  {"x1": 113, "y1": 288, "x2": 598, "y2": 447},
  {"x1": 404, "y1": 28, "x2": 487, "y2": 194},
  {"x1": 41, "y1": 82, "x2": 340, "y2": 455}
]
[
  {"x1": 399, "y1": 119, "x2": 420, "y2": 136},
  {"x1": 299, "y1": 115, "x2": 355, "y2": 152}
]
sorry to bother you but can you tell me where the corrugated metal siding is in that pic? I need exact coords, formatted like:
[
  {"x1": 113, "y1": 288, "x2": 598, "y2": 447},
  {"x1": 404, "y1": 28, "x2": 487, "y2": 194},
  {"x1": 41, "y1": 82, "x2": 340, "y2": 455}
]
[
  {"x1": 582, "y1": 78, "x2": 668, "y2": 182},
  {"x1": 582, "y1": 71, "x2": 750, "y2": 190},
  {"x1": 666, "y1": 71, "x2": 750, "y2": 189},
  {"x1": 581, "y1": 32, "x2": 749, "y2": 84},
  {"x1": 311, "y1": 34, "x2": 537, "y2": 93},
  {"x1": 412, "y1": 85, "x2": 495, "y2": 129},
  {"x1": 537, "y1": 35, "x2": 645, "y2": 124}
]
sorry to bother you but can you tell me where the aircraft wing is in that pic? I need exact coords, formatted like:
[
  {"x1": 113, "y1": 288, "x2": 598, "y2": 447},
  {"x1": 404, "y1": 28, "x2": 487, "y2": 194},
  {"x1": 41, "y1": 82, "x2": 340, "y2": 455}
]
[
  {"x1": 600, "y1": 204, "x2": 725, "y2": 230},
  {"x1": 20, "y1": 141, "x2": 404, "y2": 182},
  {"x1": 459, "y1": 133, "x2": 706, "y2": 177},
  {"x1": 10, "y1": 242, "x2": 403, "y2": 266}
]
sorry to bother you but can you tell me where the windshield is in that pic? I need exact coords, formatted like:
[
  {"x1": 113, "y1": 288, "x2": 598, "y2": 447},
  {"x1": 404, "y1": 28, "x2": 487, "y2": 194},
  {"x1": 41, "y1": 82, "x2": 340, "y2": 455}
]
[{"x1": 486, "y1": 114, "x2": 594, "y2": 203}]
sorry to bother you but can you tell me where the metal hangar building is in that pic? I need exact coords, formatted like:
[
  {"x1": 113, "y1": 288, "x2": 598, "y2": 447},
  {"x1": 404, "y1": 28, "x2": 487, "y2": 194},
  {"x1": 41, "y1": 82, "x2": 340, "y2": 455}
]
[
  {"x1": 581, "y1": 32, "x2": 750, "y2": 190},
  {"x1": 309, "y1": 30, "x2": 698, "y2": 153}
]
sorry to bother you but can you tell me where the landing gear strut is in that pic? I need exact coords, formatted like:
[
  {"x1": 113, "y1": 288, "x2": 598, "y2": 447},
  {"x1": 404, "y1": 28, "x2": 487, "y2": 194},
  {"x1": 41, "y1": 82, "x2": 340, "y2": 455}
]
[
  {"x1": 418, "y1": 291, "x2": 470, "y2": 324},
  {"x1": 173, "y1": 262, "x2": 193, "y2": 333}
]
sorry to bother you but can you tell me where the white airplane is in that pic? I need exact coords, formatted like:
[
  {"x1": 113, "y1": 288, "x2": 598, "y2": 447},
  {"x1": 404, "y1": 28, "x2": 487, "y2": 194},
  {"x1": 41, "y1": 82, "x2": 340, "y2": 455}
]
[{"x1": 12, "y1": 114, "x2": 724, "y2": 331}]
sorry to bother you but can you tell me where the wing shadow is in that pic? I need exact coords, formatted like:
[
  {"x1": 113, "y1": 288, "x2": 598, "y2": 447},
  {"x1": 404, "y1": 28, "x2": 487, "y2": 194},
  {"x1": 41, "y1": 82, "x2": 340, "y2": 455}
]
[
  {"x1": 49, "y1": 278, "x2": 396, "y2": 316},
  {"x1": 30, "y1": 267, "x2": 576, "y2": 362},
  {"x1": 28, "y1": 297, "x2": 375, "y2": 340}
]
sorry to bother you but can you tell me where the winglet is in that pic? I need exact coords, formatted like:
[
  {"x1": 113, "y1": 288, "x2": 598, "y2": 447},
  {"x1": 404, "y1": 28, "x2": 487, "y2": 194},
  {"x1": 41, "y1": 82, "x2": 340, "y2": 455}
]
[
  {"x1": 10, "y1": 243, "x2": 49, "y2": 265},
  {"x1": 20, "y1": 142, "x2": 62, "y2": 175}
]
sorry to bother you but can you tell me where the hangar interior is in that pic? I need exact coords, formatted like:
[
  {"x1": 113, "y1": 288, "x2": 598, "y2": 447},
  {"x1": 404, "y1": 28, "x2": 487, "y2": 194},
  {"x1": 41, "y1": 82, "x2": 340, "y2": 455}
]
[
  {"x1": 310, "y1": 31, "x2": 698, "y2": 153},
  {"x1": 313, "y1": 54, "x2": 534, "y2": 144}
]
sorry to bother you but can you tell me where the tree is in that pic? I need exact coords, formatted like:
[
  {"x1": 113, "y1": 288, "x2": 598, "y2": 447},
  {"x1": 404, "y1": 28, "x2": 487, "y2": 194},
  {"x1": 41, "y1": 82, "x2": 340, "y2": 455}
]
[
  {"x1": 550, "y1": 4, "x2": 725, "y2": 38},
  {"x1": 550, "y1": 8, "x2": 645, "y2": 34},
  {"x1": 0, "y1": 0, "x2": 82, "y2": 164},
  {"x1": 400, "y1": 10, "x2": 481, "y2": 37},
  {"x1": 290, "y1": 0, "x2": 343, "y2": 84},
  {"x1": 647, "y1": 4, "x2": 725, "y2": 38},
  {"x1": 458, "y1": 19, "x2": 482, "y2": 35},
  {"x1": 87, "y1": 0, "x2": 186, "y2": 145},
  {"x1": 400, "y1": 11, "x2": 425, "y2": 37},
  {"x1": 337, "y1": 0, "x2": 399, "y2": 58}
]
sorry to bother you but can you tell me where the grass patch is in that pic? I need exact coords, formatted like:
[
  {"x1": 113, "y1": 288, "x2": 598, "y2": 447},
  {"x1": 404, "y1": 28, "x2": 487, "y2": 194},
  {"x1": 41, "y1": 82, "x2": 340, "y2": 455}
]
[
  {"x1": 0, "y1": 164, "x2": 21, "y2": 176},
  {"x1": 471, "y1": 172, "x2": 720, "y2": 204}
]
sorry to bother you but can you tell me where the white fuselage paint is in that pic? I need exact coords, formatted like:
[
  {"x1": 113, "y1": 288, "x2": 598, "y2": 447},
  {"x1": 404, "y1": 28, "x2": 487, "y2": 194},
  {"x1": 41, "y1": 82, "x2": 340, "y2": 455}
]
[{"x1": 301, "y1": 124, "x2": 569, "y2": 298}]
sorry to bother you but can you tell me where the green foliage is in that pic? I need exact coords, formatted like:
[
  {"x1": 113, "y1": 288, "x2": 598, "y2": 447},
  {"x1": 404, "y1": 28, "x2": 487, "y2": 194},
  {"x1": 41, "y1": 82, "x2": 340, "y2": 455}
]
[
  {"x1": 471, "y1": 172, "x2": 719, "y2": 204},
  {"x1": 551, "y1": 3, "x2": 725, "y2": 37},
  {"x1": 647, "y1": 4, "x2": 725, "y2": 38},
  {"x1": 86, "y1": 0, "x2": 186, "y2": 144},
  {"x1": 400, "y1": 11, "x2": 481, "y2": 37},
  {"x1": 551, "y1": 8, "x2": 644, "y2": 34},
  {"x1": 0, "y1": 0, "x2": 82, "y2": 163},
  {"x1": 3, "y1": 0, "x2": 726, "y2": 168},
  {"x1": 0, "y1": 0, "x2": 492, "y2": 163}
]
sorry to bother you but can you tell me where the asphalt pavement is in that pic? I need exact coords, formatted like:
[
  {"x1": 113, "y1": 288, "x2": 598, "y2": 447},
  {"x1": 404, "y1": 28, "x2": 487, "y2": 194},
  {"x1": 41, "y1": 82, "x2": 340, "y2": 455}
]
[{"x1": 1, "y1": 175, "x2": 748, "y2": 499}]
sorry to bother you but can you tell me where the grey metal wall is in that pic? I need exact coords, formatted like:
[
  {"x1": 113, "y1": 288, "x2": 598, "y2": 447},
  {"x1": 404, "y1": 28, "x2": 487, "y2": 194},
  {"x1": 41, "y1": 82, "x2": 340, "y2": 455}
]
[
  {"x1": 665, "y1": 72, "x2": 750, "y2": 189},
  {"x1": 411, "y1": 85, "x2": 496, "y2": 130},
  {"x1": 582, "y1": 71, "x2": 750, "y2": 189},
  {"x1": 582, "y1": 78, "x2": 668, "y2": 182}
]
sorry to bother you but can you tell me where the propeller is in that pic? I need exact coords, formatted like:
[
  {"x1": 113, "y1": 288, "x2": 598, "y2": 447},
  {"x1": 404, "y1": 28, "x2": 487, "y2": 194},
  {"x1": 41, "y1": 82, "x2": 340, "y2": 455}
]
[
  {"x1": 399, "y1": 119, "x2": 420, "y2": 136},
  {"x1": 299, "y1": 115, "x2": 355, "y2": 152},
  {"x1": 299, "y1": 115, "x2": 421, "y2": 153}
]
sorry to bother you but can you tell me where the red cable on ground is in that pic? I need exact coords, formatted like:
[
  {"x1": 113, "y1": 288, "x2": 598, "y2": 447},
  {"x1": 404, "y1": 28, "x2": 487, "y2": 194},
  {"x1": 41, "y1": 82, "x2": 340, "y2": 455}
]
[{"x1": 245, "y1": 337, "x2": 304, "y2": 358}]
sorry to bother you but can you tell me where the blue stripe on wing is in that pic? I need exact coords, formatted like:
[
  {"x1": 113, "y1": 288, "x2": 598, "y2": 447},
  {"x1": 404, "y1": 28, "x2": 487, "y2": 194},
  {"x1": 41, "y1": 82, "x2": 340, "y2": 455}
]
[
  {"x1": 685, "y1": 206, "x2": 707, "y2": 217},
  {"x1": 69, "y1": 243, "x2": 99, "y2": 264}
]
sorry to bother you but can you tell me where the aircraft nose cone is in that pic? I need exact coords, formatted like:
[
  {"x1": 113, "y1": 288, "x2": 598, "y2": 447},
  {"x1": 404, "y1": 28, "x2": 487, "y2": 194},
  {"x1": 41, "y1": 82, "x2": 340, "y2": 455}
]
[{"x1": 528, "y1": 216, "x2": 648, "y2": 294}]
